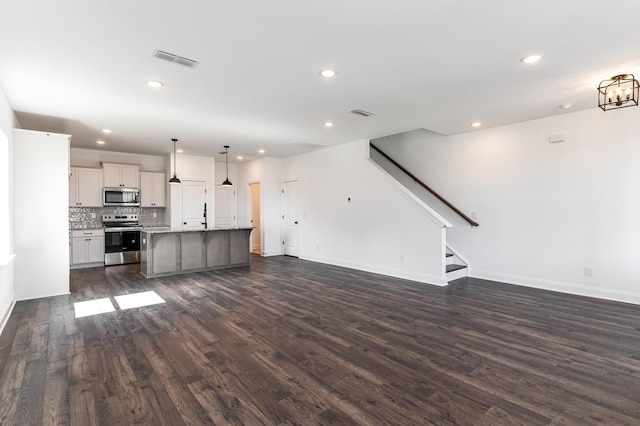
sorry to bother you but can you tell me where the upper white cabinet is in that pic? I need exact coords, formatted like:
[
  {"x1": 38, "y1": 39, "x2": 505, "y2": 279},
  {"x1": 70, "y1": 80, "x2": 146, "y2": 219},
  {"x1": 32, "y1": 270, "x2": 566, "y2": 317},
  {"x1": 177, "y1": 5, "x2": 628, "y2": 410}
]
[
  {"x1": 140, "y1": 172, "x2": 166, "y2": 207},
  {"x1": 69, "y1": 167, "x2": 103, "y2": 207},
  {"x1": 102, "y1": 162, "x2": 139, "y2": 188}
]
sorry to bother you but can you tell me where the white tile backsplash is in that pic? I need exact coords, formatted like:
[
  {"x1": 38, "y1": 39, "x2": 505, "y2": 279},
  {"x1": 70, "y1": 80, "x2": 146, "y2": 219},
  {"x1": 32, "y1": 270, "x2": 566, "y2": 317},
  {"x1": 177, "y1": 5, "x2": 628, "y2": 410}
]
[{"x1": 69, "y1": 207, "x2": 166, "y2": 229}]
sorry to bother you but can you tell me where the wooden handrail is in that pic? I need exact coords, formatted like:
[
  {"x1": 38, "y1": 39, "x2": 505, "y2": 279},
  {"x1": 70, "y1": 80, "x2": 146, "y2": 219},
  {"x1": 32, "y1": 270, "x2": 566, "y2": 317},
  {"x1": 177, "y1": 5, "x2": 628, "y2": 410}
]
[{"x1": 370, "y1": 143, "x2": 479, "y2": 227}]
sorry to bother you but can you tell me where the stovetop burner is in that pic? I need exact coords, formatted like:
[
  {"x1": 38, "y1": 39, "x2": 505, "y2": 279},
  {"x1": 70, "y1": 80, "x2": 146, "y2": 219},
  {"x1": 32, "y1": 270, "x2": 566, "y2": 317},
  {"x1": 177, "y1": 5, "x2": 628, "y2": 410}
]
[{"x1": 102, "y1": 214, "x2": 141, "y2": 231}]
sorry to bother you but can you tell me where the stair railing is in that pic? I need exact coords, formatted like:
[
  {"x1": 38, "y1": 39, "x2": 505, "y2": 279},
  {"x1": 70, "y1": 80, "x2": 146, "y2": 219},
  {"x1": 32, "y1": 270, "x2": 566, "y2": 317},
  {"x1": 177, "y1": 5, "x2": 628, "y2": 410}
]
[{"x1": 370, "y1": 142, "x2": 479, "y2": 227}]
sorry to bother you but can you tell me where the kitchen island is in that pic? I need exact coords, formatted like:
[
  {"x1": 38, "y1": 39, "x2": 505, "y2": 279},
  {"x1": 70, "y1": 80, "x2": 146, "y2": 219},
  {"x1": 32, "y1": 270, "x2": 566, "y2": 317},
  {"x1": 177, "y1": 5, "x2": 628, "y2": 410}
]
[{"x1": 140, "y1": 227, "x2": 253, "y2": 278}]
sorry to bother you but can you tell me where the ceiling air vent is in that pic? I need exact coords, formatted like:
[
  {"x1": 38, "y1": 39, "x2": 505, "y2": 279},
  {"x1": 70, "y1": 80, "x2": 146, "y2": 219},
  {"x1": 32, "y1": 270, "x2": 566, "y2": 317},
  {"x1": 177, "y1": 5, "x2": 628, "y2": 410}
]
[
  {"x1": 350, "y1": 109, "x2": 374, "y2": 117},
  {"x1": 152, "y1": 49, "x2": 199, "y2": 68}
]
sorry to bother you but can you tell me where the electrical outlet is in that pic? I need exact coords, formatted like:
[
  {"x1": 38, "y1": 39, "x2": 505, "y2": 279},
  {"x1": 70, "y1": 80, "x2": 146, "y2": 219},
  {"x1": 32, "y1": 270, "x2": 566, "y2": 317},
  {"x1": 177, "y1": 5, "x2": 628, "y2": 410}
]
[
  {"x1": 400, "y1": 254, "x2": 405, "y2": 263},
  {"x1": 316, "y1": 244, "x2": 320, "y2": 251},
  {"x1": 153, "y1": 212, "x2": 157, "y2": 218},
  {"x1": 585, "y1": 266, "x2": 593, "y2": 277}
]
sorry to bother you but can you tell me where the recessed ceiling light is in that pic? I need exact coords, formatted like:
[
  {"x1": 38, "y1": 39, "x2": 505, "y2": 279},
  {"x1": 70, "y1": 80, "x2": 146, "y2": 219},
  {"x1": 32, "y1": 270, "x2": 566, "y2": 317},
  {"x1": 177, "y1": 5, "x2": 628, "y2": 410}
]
[
  {"x1": 560, "y1": 103, "x2": 573, "y2": 110},
  {"x1": 471, "y1": 121, "x2": 482, "y2": 127},
  {"x1": 146, "y1": 80, "x2": 164, "y2": 88},
  {"x1": 176, "y1": 149, "x2": 183, "y2": 153},
  {"x1": 96, "y1": 140, "x2": 105, "y2": 145},
  {"x1": 521, "y1": 54, "x2": 543, "y2": 64},
  {"x1": 101, "y1": 129, "x2": 112, "y2": 134},
  {"x1": 320, "y1": 69, "x2": 336, "y2": 78},
  {"x1": 324, "y1": 122, "x2": 334, "y2": 127},
  {"x1": 258, "y1": 149, "x2": 265, "y2": 154},
  {"x1": 237, "y1": 156, "x2": 243, "y2": 160}
]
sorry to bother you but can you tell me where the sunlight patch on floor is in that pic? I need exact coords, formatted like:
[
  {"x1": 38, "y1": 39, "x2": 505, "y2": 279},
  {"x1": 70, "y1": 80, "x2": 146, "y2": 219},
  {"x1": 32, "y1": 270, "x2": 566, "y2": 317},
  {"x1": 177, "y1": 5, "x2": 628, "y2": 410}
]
[
  {"x1": 74, "y1": 298, "x2": 116, "y2": 318},
  {"x1": 114, "y1": 291, "x2": 166, "y2": 310},
  {"x1": 73, "y1": 291, "x2": 165, "y2": 318}
]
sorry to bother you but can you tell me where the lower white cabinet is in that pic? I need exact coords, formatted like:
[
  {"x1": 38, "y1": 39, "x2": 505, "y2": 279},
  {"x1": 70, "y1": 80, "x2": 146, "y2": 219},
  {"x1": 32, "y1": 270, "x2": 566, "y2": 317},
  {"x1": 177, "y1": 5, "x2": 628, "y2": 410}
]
[{"x1": 71, "y1": 229, "x2": 105, "y2": 266}]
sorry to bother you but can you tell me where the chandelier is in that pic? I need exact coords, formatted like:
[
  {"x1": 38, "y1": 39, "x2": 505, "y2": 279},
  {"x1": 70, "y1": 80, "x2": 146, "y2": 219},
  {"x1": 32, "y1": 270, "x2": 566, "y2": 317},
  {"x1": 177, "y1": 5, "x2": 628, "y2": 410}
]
[{"x1": 598, "y1": 74, "x2": 639, "y2": 111}]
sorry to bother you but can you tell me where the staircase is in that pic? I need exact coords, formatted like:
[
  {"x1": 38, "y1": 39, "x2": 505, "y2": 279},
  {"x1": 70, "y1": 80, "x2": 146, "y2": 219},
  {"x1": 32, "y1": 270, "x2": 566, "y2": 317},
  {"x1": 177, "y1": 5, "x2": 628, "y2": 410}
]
[
  {"x1": 368, "y1": 142, "x2": 473, "y2": 285},
  {"x1": 446, "y1": 248, "x2": 468, "y2": 282}
]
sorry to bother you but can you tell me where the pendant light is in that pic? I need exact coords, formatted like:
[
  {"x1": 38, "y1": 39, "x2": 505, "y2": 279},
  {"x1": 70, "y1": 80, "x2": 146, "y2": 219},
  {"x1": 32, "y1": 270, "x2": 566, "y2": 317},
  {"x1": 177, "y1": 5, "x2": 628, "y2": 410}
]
[
  {"x1": 168, "y1": 138, "x2": 181, "y2": 184},
  {"x1": 222, "y1": 145, "x2": 232, "y2": 186}
]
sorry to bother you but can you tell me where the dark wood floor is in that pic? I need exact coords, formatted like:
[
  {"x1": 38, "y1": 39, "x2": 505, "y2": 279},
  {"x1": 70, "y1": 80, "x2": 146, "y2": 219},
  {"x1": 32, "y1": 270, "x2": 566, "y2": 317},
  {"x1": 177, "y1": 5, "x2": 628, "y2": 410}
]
[{"x1": 1, "y1": 255, "x2": 640, "y2": 425}]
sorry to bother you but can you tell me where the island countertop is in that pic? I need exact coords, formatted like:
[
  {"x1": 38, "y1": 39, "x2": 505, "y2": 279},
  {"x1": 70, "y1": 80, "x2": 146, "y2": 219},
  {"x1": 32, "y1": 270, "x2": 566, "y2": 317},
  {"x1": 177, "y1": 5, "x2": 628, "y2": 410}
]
[
  {"x1": 140, "y1": 227, "x2": 253, "y2": 278},
  {"x1": 141, "y1": 226, "x2": 253, "y2": 235}
]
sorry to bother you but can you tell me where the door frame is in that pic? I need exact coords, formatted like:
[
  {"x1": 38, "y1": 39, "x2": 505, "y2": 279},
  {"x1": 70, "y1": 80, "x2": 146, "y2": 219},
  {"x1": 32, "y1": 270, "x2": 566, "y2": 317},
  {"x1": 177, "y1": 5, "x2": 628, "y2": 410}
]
[
  {"x1": 281, "y1": 179, "x2": 299, "y2": 257},
  {"x1": 249, "y1": 182, "x2": 261, "y2": 255}
]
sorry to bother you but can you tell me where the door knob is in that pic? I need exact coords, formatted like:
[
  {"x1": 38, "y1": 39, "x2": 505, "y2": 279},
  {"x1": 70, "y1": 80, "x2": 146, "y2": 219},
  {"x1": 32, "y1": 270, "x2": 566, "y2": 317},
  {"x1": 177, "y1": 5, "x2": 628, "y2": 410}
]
[
  {"x1": 183, "y1": 222, "x2": 187, "y2": 225},
  {"x1": 294, "y1": 221, "x2": 298, "y2": 224}
]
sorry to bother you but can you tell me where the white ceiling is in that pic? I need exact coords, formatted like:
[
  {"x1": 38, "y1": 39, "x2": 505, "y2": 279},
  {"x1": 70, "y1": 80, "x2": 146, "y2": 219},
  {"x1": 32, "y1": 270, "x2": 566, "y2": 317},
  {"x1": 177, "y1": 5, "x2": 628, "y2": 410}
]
[{"x1": 1, "y1": 0, "x2": 639, "y2": 162}]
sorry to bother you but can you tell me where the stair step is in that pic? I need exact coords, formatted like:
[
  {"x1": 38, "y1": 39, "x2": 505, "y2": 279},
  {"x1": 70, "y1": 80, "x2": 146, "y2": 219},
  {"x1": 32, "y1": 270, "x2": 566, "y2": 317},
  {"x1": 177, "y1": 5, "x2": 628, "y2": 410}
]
[{"x1": 446, "y1": 264, "x2": 466, "y2": 273}]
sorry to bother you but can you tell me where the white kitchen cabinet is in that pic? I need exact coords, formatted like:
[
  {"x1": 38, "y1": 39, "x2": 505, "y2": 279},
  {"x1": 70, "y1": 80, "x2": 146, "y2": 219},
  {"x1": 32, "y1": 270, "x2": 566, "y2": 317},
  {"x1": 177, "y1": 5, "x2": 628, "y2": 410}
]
[
  {"x1": 140, "y1": 172, "x2": 166, "y2": 207},
  {"x1": 69, "y1": 167, "x2": 103, "y2": 207},
  {"x1": 102, "y1": 162, "x2": 139, "y2": 188},
  {"x1": 71, "y1": 229, "x2": 105, "y2": 266}
]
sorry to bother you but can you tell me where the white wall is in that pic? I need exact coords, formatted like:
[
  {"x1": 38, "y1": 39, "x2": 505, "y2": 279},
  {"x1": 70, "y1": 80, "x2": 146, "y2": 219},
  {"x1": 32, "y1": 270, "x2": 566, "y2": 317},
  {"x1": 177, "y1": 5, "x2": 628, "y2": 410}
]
[
  {"x1": 237, "y1": 158, "x2": 283, "y2": 256},
  {"x1": 0, "y1": 83, "x2": 15, "y2": 333},
  {"x1": 280, "y1": 139, "x2": 449, "y2": 284},
  {"x1": 14, "y1": 129, "x2": 70, "y2": 300},
  {"x1": 262, "y1": 157, "x2": 284, "y2": 256},
  {"x1": 376, "y1": 107, "x2": 640, "y2": 303}
]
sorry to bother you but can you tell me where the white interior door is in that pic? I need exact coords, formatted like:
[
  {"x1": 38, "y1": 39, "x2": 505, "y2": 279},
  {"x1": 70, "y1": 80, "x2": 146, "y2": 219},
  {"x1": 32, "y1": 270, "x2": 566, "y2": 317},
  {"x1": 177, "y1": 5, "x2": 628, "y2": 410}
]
[
  {"x1": 250, "y1": 183, "x2": 261, "y2": 254},
  {"x1": 183, "y1": 180, "x2": 207, "y2": 230},
  {"x1": 214, "y1": 185, "x2": 236, "y2": 226},
  {"x1": 281, "y1": 180, "x2": 299, "y2": 257}
]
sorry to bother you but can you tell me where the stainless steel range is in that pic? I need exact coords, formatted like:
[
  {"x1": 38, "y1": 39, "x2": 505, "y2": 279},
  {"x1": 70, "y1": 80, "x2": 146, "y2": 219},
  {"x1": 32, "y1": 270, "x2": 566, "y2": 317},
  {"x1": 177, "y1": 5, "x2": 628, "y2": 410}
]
[{"x1": 102, "y1": 214, "x2": 142, "y2": 266}]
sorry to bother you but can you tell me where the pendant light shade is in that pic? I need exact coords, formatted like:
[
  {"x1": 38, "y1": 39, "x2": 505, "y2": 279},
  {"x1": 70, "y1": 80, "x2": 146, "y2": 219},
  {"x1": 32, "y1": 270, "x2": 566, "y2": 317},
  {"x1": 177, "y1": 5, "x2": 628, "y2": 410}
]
[
  {"x1": 222, "y1": 145, "x2": 232, "y2": 186},
  {"x1": 169, "y1": 138, "x2": 181, "y2": 184}
]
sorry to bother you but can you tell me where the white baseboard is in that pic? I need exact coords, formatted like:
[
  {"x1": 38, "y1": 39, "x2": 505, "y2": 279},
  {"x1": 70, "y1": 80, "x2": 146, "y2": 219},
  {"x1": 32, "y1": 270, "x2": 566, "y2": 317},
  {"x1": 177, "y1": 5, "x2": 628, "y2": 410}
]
[
  {"x1": 300, "y1": 253, "x2": 448, "y2": 287},
  {"x1": 261, "y1": 249, "x2": 283, "y2": 257},
  {"x1": 17, "y1": 290, "x2": 71, "y2": 302},
  {"x1": 470, "y1": 269, "x2": 640, "y2": 305},
  {"x1": 0, "y1": 291, "x2": 16, "y2": 336}
]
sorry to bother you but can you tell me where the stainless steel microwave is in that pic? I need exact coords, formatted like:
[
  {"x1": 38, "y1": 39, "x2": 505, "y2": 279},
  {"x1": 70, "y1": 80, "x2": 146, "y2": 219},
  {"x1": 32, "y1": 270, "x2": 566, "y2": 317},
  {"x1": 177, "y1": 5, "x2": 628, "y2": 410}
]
[{"x1": 103, "y1": 187, "x2": 140, "y2": 207}]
